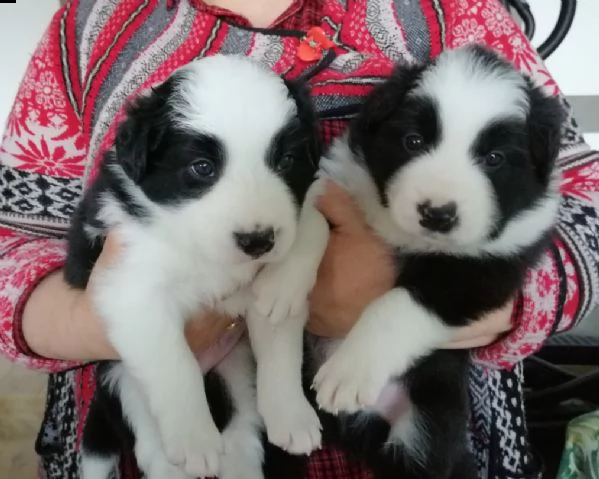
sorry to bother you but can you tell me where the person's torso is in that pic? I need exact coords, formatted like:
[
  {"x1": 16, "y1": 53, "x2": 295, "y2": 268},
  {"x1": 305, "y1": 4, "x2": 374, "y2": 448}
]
[
  {"x1": 38, "y1": 1, "x2": 448, "y2": 476},
  {"x1": 67, "y1": 0, "x2": 447, "y2": 185}
]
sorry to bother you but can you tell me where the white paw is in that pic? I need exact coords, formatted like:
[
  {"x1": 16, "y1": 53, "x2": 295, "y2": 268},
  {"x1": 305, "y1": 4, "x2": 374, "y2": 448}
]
[
  {"x1": 261, "y1": 397, "x2": 322, "y2": 454},
  {"x1": 145, "y1": 460, "x2": 194, "y2": 479},
  {"x1": 161, "y1": 419, "x2": 224, "y2": 478},
  {"x1": 220, "y1": 423, "x2": 264, "y2": 479},
  {"x1": 313, "y1": 345, "x2": 393, "y2": 414},
  {"x1": 252, "y1": 261, "x2": 312, "y2": 325},
  {"x1": 220, "y1": 457, "x2": 264, "y2": 479}
]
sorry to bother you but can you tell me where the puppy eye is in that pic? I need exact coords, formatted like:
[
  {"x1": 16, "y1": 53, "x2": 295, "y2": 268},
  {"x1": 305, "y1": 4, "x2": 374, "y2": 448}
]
[
  {"x1": 189, "y1": 159, "x2": 215, "y2": 179},
  {"x1": 484, "y1": 151, "x2": 505, "y2": 168},
  {"x1": 275, "y1": 154, "x2": 295, "y2": 173},
  {"x1": 403, "y1": 134, "x2": 425, "y2": 153}
]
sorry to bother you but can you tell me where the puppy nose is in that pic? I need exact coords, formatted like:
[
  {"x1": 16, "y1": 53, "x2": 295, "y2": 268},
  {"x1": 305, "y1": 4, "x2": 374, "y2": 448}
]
[
  {"x1": 234, "y1": 228, "x2": 275, "y2": 258},
  {"x1": 417, "y1": 201, "x2": 458, "y2": 233}
]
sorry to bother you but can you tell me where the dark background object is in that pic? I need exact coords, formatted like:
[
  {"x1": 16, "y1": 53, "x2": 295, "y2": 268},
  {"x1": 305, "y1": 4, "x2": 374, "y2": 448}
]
[
  {"x1": 524, "y1": 343, "x2": 599, "y2": 478},
  {"x1": 503, "y1": 0, "x2": 577, "y2": 59}
]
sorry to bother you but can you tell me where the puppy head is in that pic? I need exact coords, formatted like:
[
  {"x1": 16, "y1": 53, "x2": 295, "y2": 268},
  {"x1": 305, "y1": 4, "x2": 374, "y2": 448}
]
[
  {"x1": 113, "y1": 54, "x2": 320, "y2": 264},
  {"x1": 351, "y1": 45, "x2": 563, "y2": 254}
]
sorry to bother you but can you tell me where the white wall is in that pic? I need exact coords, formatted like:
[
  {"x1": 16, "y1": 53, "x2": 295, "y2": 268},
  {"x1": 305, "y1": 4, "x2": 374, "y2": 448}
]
[
  {"x1": 528, "y1": 0, "x2": 599, "y2": 97},
  {"x1": 0, "y1": 0, "x2": 60, "y2": 130},
  {"x1": 527, "y1": 0, "x2": 599, "y2": 151}
]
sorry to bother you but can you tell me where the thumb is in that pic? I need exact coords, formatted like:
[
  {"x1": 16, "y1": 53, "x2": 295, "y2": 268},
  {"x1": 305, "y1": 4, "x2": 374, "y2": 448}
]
[
  {"x1": 316, "y1": 181, "x2": 369, "y2": 233},
  {"x1": 95, "y1": 229, "x2": 124, "y2": 270}
]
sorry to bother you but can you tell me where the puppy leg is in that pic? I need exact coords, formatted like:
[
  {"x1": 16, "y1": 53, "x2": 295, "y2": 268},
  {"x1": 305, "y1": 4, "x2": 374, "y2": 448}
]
[
  {"x1": 93, "y1": 273, "x2": 222, "y2": 478},
  {"x1": 81, "y1": 368, "x2": 125, "y2": 479},
  {"x1": 247, "y1": 309, "x2": 322, "y2": 455},
  {"x1": 110, "y1": 365, "x2": 193, "y2": 479},
  {"x1": 252, "y1": 179, "x2": 329, "y2": 325},
  {"x1": 377, "y1": 353, "x2": 472, "y2": 479},
  {"x1": 214, "y1": 339, "x2": 265, "y2": 479},
  {"x1": 314, "y1": 288, "x2": 453, "y2": 414},
  {"x1": 80, "y1": 396, "x2": 119, "y2": 479}
]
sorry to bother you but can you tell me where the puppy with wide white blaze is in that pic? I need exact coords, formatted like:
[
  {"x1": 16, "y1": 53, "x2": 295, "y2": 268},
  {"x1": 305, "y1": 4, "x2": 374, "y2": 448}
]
[
  {"x1": 309, "y1": 45, "x2": 564, "y2": 478},
  {"x1": 64, "y1": 54, "x2": 328, "y2": 479}
]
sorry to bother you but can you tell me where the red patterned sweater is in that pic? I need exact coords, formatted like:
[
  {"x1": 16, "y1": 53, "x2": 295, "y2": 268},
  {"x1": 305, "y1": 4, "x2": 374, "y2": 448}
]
[{"x1": 0, "y1": 0, "x2": 598, "y2": 478}]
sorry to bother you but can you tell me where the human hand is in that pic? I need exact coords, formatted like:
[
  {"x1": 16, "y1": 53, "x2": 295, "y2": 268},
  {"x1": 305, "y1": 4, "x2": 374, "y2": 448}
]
[
  {"x1": 441, "y1": 298, "x2": 515, "y2": 349},
  {"x1": 307, "y1": 181, "x2": 396, "y2": 337}
]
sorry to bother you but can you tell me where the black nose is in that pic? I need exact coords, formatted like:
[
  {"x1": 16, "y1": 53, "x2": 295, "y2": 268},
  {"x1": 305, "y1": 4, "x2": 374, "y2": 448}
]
[
  {"x1": 417, "y1": 201, "x2": 458, "y2": 233},
  {"x1": 234, "y1": 228, "x2": 275, "y2": 258}
]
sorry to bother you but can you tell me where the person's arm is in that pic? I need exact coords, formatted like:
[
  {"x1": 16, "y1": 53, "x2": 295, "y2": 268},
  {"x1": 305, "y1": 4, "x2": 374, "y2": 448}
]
[
  {"x1": 21, "y1": 270, "x2": 118, "y2": 362},
  {"x1": 443, "y1": 0, "x2": 599, "y2": 369},
  {"x1": 0, "y1": 5, "x2": 89, "y2": 371},
  {"x1": 22, "y1": 233, "x2": 239, "y2": 362}
]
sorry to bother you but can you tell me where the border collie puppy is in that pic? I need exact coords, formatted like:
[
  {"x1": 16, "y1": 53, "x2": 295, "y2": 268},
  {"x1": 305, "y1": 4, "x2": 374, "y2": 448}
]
[
  {"x1": 64, "y1": 55, "x2": 327, "y2": 479},
  {"x1": 309, "y1": 45, "x2": 564, "y2": 478}
]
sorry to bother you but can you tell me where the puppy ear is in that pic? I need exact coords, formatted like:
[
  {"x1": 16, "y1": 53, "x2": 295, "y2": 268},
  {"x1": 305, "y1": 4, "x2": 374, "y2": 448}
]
[
  {"x1": 284, "y1": 78, "x2": 322, "y2": 168},
  {"x1": 349, "y1": 63, "x2": 424, "y2": 149},
  {"x1": 526, "y1": 84, "x2": 565, "y2": 183},
  {"x1": 114, "y1": 79, "x2": 173, "y2": 182}
]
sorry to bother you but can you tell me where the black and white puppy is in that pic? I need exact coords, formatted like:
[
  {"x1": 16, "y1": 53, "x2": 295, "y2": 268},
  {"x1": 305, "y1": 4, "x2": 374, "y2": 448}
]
[
  {"x1": 310, "y1": 45, "x2": 564, "y2": 478},
  {"x1": 64, "y1": 55, "x2": 327, "y2": 479}
]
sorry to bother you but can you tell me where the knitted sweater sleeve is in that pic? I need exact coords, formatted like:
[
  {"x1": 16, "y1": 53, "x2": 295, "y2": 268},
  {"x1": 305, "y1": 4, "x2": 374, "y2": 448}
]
[
  {"x1": 0, "y1": 6, "x2": 85, "y2": 372},
  {"x1": 443, "y1": 0, "x2": 599, "y2": 369}
]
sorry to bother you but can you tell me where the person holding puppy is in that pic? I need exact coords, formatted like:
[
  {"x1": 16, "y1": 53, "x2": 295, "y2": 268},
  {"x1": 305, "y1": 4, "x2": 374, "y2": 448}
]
[{"x1": 0, "y1": 0, "x2": 597, "y2": 478}]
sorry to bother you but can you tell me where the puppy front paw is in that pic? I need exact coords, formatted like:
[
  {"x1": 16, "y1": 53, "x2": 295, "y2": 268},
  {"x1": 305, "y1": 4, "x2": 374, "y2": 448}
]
[
  {"x1": 161, "y1": 415, "x2": 224, "y2": 478},
  {"x1": 261, "y1": 396, "x2": 322, "y2": 454},
  {"x1": 252, "y1": 261, "x2": 313, "y2": 325},
  {"x1": 313, "y1": 344, "x2": 393, "y2": 415}
]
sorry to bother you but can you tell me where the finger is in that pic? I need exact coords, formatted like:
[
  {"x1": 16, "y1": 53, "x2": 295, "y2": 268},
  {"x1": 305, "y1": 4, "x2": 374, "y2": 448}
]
[
  {"x1": 103, "y1": 230, "x2": 122, "y2": 253},
  {"x1": 442, "y1": 334, "x2": 500, "y2": 350},
  {"x1": 185, "y1": 312, "x2": 234, "y2": 350},
  {"x1": 450, "y1": 322, "x2": 492, "y2": 343},
  {"x1": 449, "y1": 305, "x2": 514, "y2": 344},
  {"x1": 305, "y1": 313, "x2": 338, "y2": 338},
  {"x1": 316, "y1": 181, "x2": 369, "y2": 233},
  {"x1": 449, "y1": 321, "x2": 511, "y2": 344},
  {"x1": 96, "y1": 230, "x2": 124, "y2": 268}
]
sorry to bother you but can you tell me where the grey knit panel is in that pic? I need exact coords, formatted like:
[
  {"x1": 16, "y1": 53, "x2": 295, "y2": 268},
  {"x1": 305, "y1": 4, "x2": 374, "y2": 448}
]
[
  {"x1": 92, "y1": 2, "x2": 177, "y2": 126},
  {"x1": 219, "y1": 27, "x2": 253, "y2": 56},
  {"x1": 394, "y1": 0, "x2": 430, "y2": 62}
]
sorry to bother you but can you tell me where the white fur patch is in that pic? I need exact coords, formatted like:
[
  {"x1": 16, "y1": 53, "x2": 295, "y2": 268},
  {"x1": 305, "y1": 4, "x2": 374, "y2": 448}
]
[
  {"x1": 415, "y1": 47, "x2": 529, "y2": 127},
  {"x1": 105, "y1": 365, "x2": 193, "y2": 479},
  {"x1": 386, "y1": 148, "x2": 497, "y2": 250},
  {"x1": 386, "y1": 406, "x2": 429, "y2": 468},
  {"x1": 174, "y1": 55, "x2": 296, "y2": 166},
  {"x1": 214, "y1": 340, "x2": 265, "y2": 479}
]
